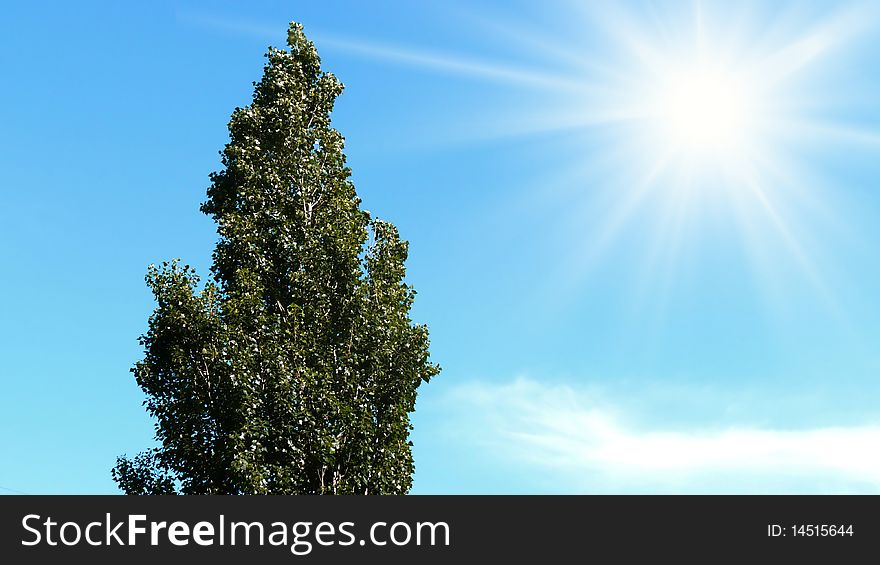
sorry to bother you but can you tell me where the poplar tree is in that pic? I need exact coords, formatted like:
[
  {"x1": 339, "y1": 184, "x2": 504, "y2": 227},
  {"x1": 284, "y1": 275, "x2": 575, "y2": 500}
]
[{"x1": 113, "y1": 22, "x2": 439, "y2": 494}]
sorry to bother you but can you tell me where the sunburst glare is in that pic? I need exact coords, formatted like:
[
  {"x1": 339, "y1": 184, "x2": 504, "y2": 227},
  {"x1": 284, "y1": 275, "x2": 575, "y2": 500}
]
[
  {"x1": 654, "y1": 65, "x2": 752, "y2": 158},
  {"x1": 301, "y1": 0, "x2": 876, "y2": 313},
  {"x1": 445, "y1": 1, "x2": 875, "y2": 311}
]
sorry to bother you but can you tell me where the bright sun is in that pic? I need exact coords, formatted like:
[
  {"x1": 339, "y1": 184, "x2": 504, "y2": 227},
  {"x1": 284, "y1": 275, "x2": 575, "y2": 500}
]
[{"x1": 657, "y1": 67, "x2": 751, "y2": 154}]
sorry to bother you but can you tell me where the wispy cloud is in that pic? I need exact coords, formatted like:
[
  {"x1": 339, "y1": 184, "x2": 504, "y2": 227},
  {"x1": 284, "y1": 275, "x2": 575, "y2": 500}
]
[
  {"x1": 175, "y1": 9, "x2": 587, "y2": 91},
  {"x1": 447, "y1": 378, "x2": 880, "y2": 493}
]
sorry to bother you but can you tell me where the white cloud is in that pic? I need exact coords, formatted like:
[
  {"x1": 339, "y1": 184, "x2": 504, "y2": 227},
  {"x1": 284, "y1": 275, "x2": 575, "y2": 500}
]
[{"x1": 447, "y1": 378, "x2": 880, "y2": 493}]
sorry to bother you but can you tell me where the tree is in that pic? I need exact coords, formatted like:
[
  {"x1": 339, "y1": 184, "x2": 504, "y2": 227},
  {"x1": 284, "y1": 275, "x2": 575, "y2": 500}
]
[{"x1": 113, "y1": 22, "x2": 439, "y2": 495}]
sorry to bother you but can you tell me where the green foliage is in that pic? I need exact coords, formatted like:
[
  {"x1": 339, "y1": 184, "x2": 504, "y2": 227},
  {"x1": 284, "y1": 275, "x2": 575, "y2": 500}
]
[{"x1": 114, "y1": 22, "x2": 439, "y2": 494}]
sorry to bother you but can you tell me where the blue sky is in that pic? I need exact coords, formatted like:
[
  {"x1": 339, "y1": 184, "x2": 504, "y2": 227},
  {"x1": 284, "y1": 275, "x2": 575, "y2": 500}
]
[{"x1": 3, "y1": 0, "x2": 880, "y2": 494}]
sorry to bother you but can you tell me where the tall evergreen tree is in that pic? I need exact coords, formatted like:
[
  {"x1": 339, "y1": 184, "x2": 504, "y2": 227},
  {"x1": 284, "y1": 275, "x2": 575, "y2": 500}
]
[{"x1": 113, "y1": 22, "x2": 439, "y2": 494}]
